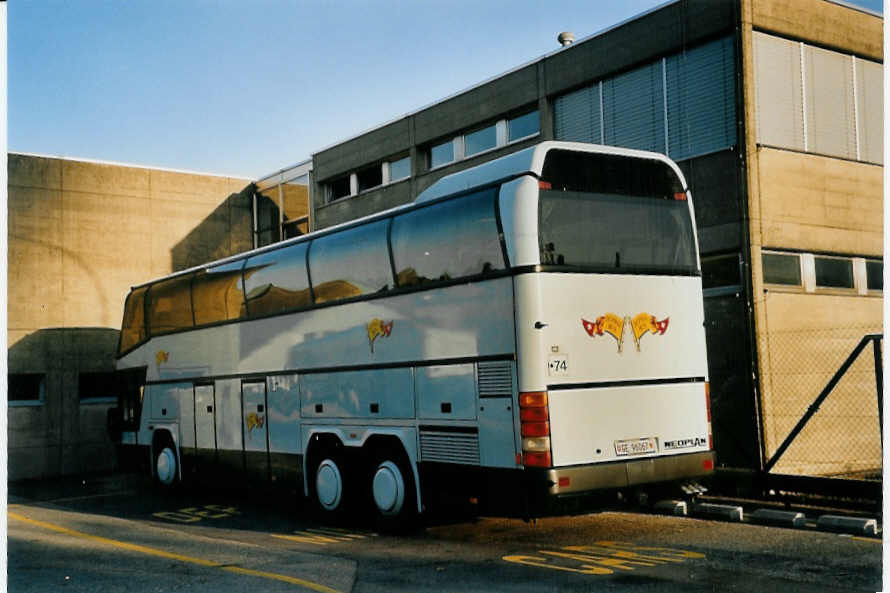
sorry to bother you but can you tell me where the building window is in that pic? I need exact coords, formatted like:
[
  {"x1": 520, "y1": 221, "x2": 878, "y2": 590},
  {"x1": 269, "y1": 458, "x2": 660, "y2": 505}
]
[
  {"x1": 464, "y1": 124, "x2": 498, "y2": 157},
  {"x1": 762, "y1": 252, "x2": 801, "y2": 286},
  {"x1": 430, "y1": 140, "x2": 456, "y2": 168},
  {"x1": 753, "y1": 31, "x2": 883, "y2": 164},
  {"x1": 701, "y1": 253, "x2": 740, "y2": 289},
  {"x1": 9, "y1": 373, "x2": 44, "y2": 403},
  {"x1": 357, "y1": 164, "x2": 383, "y2": 193},
  {"x1": 389, "y1": 156, "x2": 410, "y2": 182},
  {"x1": 327, "y1": 175, "x2": 352, "y2": 202},
  {"x1": 508, "y1": 110, "x2": 540, "y2": 142},
  {"x1": 554, "y1": 36, "x2": 736, "y2": 160},
  {"x1": 254, "y1": 187, "x2": 280, "y2": 248},
  {"x1": 79, "y1": 372, "x2": 118, "y2": 402},
  {"x1": 815, "y1": 256, "x2": 854, "y2": 289},
  {"x1": 866, "y1": 259, "x2": 883, "y2": 291}
]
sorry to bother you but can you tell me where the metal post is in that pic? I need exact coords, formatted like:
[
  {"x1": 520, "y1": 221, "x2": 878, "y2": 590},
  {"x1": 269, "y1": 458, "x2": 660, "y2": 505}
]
[{"x1": 873, "y1": 337, "x2": 883, "y2": 449}]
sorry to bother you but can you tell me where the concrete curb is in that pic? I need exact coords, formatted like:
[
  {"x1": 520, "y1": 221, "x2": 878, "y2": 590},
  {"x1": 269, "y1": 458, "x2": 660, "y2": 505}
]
[
  {"x1": 654, "y1": 500, "x2": 688, "y2": 516},
  {"x1": 816, "y1": 515, "x2": 878, "y2": 536},
  {"x1": 748, "y1": 508, "x2": 807, "y2": 528},
  {"x1": 692, "y1": 502, "x2": 743, "y2": 522}
]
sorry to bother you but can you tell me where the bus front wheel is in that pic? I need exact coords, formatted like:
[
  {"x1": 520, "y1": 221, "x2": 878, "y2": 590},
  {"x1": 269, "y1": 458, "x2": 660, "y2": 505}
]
[{"x1": 152, "y1": 433, "x2": 179, "y2": 489}]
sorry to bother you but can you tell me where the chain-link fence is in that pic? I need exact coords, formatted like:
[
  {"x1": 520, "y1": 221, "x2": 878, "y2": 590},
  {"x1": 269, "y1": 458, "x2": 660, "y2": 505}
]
[{"x1": 757, "y1": 325, "x2": 882, "y2": 479}]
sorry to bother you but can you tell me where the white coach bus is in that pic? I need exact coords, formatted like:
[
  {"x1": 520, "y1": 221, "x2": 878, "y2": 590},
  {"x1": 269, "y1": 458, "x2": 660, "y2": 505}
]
[{"x1": 110, "y1": 141, "x2": 714, "y2": 523}]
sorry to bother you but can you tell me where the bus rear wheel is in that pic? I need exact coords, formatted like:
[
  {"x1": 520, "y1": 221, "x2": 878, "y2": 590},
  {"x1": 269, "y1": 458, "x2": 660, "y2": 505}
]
[{"x1": 369, "y1": 454, "x2": 418, "y2": 531}]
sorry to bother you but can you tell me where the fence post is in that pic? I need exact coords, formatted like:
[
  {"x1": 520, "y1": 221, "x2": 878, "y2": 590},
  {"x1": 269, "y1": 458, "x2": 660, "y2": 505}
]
[{"x1": 874, "y1": 337, "x2": 883, "y2": 450}]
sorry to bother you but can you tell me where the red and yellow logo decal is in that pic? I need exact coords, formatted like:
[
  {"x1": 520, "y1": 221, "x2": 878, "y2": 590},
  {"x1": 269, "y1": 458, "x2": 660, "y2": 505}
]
[
  {"x1": 367, "y1": 318, "x2": 394, "y2": 353},
  {"x1": 156, "y1": 350, "x2": 169, "y2": 366},
  {"x1": 582, "y1": 313, "x2": 669, "y2": 353},
  {"x1": 246, "y1": 412, "x2": 265, "y2": 439}
]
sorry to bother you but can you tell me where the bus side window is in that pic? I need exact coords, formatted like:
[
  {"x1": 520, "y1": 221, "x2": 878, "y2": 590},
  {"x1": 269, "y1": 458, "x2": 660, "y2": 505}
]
[
  {"x1": 146, "y1": 274, "x2": 195, "y2": 336},
  {"x1": 193, "y1": 259, "x2": 248, "y2": 325},
  {"x1": 243, "y1": 243, "x2": 311, "y2": 318},
  {"x1": 391, "y1": 188, "x2": 504, "y2": 288},
  {"x1": 119, "y1": 287, "x2": 148, "y2": 354},
  {"x1": 309, "y1": 219, "x2": 392, "y2": 305}
]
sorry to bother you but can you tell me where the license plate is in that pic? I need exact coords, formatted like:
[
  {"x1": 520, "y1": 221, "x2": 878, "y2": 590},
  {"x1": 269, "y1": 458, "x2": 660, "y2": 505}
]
[{"x1": 614, "y1": 437, "x2": 657, "y2": 457}]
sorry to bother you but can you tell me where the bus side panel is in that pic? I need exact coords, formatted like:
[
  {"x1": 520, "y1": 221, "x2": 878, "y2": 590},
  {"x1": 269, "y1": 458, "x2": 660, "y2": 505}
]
[
  {"x1": 416, "y1": 364, "x2": 476, "y2": 420},
  {"x1": 301, "y1": 368, "x2": 414, "y2": 419},
  {"x1": 268, "y1": 374, "x2": 302, "y2": 486},
  {"x1": 215, "y1": 378, "x2": 244, "y2": 475}
]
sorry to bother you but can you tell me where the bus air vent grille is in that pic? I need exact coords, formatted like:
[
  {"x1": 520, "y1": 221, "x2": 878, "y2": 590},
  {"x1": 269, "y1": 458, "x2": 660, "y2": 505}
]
[
  {"x1": 477, "y1": 362, "x2": 513, "y2": 398},
  {"x1": 420, "y1": 430, "x2": 480, "y2": 465}
]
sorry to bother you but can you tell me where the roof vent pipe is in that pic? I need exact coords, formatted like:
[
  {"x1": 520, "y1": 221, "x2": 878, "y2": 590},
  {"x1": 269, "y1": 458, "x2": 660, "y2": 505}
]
[{"x1": 557, "y1": 32, "x2": 575, "y2": 47}]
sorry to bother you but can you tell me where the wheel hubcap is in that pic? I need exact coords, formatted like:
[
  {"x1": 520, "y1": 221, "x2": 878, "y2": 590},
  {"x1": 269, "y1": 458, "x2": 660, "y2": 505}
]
[
  {"x1": 316, "y1": 459, "x2": 343, "y2": 510},
  {"x1": 372, "y1": 461, "x2": 405, "y2": 516},
  {"x1": 156, "y1": 447, "x2": 176, "y2": 485}
]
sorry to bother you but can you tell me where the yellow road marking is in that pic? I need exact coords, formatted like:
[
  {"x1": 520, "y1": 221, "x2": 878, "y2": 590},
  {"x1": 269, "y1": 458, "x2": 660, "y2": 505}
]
[
  {"x1": 503, "y1": 541, "x2": 706, "y2": 577},
  {"x1": 850, "y1": 536, "x2": 882, "y2": 544},
  {"x1": 9, "y1": 511, "x2": 341, "y2": 593}
]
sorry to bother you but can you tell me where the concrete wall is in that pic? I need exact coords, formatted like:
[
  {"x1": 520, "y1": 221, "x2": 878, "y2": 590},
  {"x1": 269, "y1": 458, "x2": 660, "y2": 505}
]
[
  {"x1": 741, "y1": 0, "x2": 883, "y2": 475},
  {"x1": 8, "y1": 153, "x2": 253, "y2": 480}
]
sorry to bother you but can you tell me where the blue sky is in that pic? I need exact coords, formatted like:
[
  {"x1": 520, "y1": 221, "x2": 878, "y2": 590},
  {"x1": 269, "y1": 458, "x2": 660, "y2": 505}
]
[{"x1": 8, "y1": 0, "x2": 883, "y2": 180}]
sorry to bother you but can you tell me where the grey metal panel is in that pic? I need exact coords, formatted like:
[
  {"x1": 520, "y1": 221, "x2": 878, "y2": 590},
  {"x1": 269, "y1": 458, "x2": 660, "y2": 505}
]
[
  {"x1": 478, "y1": 397, "x2": 517, "y2": 468},
  {"x1": 194, "y1": 384, "x2": 215, "y2": 450},
  {"x1": 179, "y1": 385, "x2": 195, "y2": 449},
  {"x1": 214, "y1": 379, "x2": 243, "y2": 451},
  {"x1": 753, "y1": 32, "x2": 805, "y2": 151},
  {"x1": 805, "y1": 45, "x2": 856, "y2": 159},
  {"x1": 300, "y1": 368, "x2": 414, "y2": 419},
  {"x1": 267, "y1": 374, "x2": 300, "y2": 454},
  {"x1": 856, "y1": 58, "x2": 883, "y2": 164},
  {"x1": 553, "y1": 85, "x2": 601, "y2": 144},
  {"x1": 666, "y1": 36, "x2": 737, "y2": 161},
  {"x1": 416, "y1": 364, "x2": 476, "y2": 420},
  {"x1": 603, "y1": 61, "x2": 665, "y2": 153},
  {"x1": 150, "y1": 383, "x2": 184, "y2": 420},
  {"x1": 477, "y1": 361, "x2": 513, "y2": 398},
  {"x1": 419, "y1": 430, "x2": 480, "y2": 465},
  {"x1": 242, "y1": 381, "x2": 267, "y2": 453}
]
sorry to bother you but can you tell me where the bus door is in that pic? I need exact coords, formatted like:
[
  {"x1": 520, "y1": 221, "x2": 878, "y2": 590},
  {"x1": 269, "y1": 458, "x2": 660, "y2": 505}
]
[
  {"x1": 242, "y1": 380, "x2": 270, "y2": 483},
  {"x1": 194, "y1": 383, "x2": 217, "y2": 478}
]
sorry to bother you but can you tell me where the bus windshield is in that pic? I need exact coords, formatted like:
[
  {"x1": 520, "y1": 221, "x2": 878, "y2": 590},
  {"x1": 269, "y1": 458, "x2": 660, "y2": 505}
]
[{"x1": 538, "y1": 150, "x2": 698, "y2": 276}]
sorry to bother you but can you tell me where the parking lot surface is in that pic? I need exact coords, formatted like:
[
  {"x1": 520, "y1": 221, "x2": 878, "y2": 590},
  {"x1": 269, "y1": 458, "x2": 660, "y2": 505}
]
[{"x1": 8, "y1": 474, "x2": 882, "y2": 592}]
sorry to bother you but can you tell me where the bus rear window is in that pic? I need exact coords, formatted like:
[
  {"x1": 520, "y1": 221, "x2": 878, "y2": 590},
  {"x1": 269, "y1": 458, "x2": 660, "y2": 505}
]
[{"x1": 538, "y1": 150, "x2": 697, "y2": 275}]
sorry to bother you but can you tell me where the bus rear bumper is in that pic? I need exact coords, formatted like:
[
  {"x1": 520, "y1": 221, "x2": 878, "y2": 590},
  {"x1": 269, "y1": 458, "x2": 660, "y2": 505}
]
[{"x1": 538, "y1": 450, "x2": 715, "y2": 497}]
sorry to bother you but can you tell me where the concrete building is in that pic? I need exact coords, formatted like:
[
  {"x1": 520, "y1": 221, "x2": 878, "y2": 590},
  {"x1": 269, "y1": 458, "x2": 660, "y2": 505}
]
[
  {"x1": 299, "y1": 0, "x2": 883, "y2": 473},
  {"x1": 7, "y1": 154, "x2": 255, "y2": 480}
]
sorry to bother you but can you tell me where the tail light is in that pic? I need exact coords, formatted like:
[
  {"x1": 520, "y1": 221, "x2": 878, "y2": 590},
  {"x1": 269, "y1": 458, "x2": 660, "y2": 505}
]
[
  {"x1": 705, "y1": 382, "x2": 713, "y2": 450},
  {"x1": 520, "y1": 391, "x2": 551, "y2": 467}
]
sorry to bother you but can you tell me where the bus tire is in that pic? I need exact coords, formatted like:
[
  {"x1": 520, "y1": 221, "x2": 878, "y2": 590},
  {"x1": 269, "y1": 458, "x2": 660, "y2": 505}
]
[
  {"x1": 369, "y1": 451, "x2": 418, "y2": 532},
  {"x1": 308, "y1": 446, "x2": 351, "y2": 521},
  {"x1": 152, "y1": 432, "x2": 179, "y2": 490}
]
